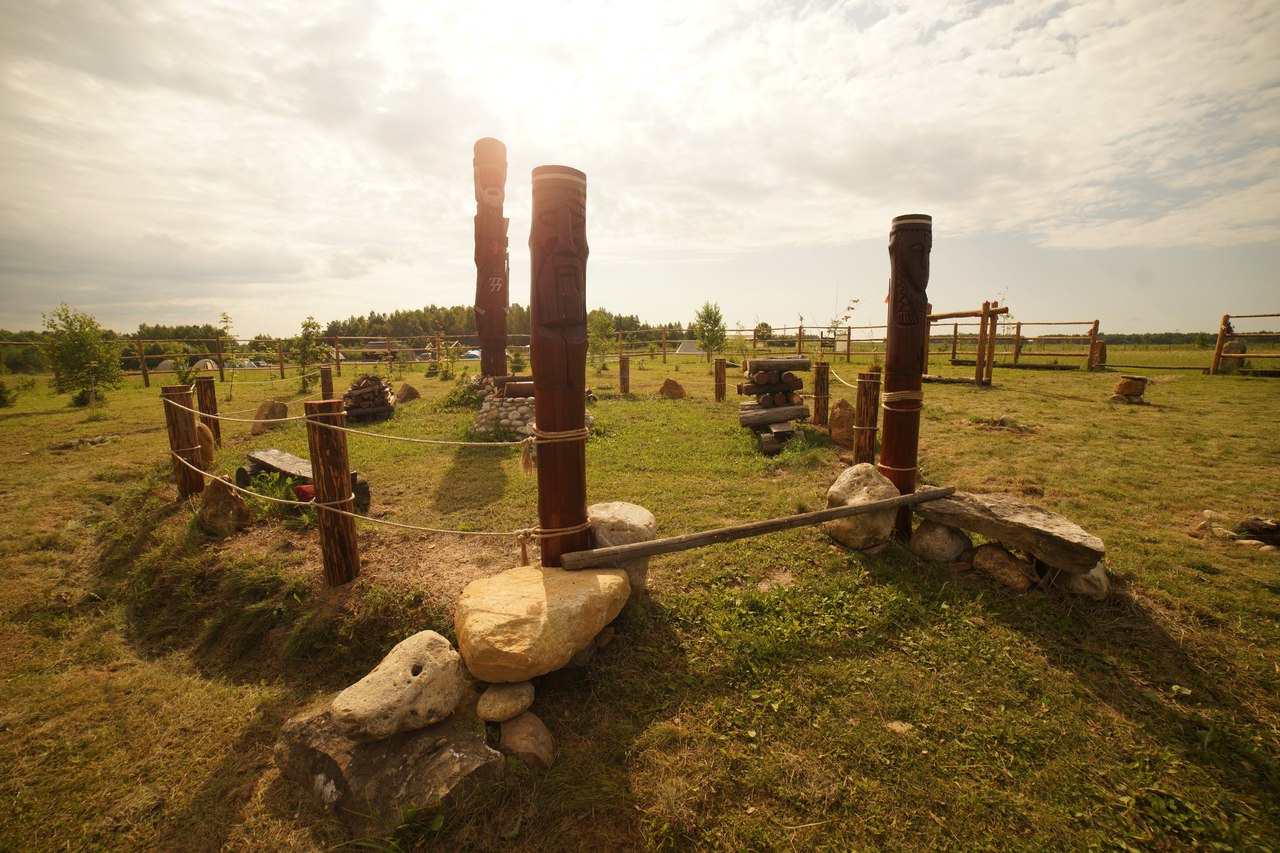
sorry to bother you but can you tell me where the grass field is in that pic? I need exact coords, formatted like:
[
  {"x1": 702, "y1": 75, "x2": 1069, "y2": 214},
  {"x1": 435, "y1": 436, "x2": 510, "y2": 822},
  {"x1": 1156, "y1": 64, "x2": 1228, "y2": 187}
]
[{"x1": 1, "y1": 352, "x2": 1277, "y2": 850}]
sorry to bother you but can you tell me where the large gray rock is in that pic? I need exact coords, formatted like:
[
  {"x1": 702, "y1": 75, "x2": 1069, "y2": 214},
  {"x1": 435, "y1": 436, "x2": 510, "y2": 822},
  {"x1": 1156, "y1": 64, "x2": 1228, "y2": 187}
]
[
  {"x1": 331, "y1": 631, "x2": 464, "y2": 741},
  {"x1": 909, "y1": 519, "x2": 971, "y2": 562},
  {"x1": 822, "y1": 463, "x2": 900, "y2": 550},
  {"x1": 455, "y1": 566, "x2": 630, "y2": 683},
  {"x1": 1219, "y1": 339, "x2": 1247, "y2": 373},
  {"x1": 197, "y1": 478, "x2": 250, "y2": 538},
  {"x1": 250, "y1": 400, "x2": 288, "y2": 435},
  {"x1": 827, "y1": 399, "x2": 857, "y2": 449},
  {"x1": 477, "y1": 682, "x2": 535, "y2": 723},
  {"x1": 274, "y1": 695, "x2": 503, "y2": 836},
  {"x1": 914, "y1": 491, "x2": 1104, "y2": 574},
  {"x1": 588, "y1": 501, "x2": 658, "y2": 598},
  {"x1": 500, "y1": 711, "x2": 555, "y2": 770},
  {"x1": 971, "y1": 543, "x2": 1036, "y2": 592},
  {"x1": 1051, "y1": 560, "x2": 1111, "y2": 601}
]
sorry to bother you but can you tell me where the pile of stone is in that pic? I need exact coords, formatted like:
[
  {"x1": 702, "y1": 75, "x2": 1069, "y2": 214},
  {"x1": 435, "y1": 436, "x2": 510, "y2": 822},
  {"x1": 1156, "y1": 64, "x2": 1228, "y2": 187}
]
[
  {"x1": 274, "y1": 501, "x2": 656, "y2": 835},
  {"x1": 343, "y1": 374, "x2": 396, "y2": 420},
  {"x1": 1192, "y1": 509, "x2": 1279, "y2": 554},
  {"x1": 472, "y1": 392, "x2": 536, "y2": 436},
  {"x1": 1109, "y1": 375, "x2": 1148, "y2": 404},
  {"x1": 822, "y1": 464, "x2": 1110, "y2": 600}
]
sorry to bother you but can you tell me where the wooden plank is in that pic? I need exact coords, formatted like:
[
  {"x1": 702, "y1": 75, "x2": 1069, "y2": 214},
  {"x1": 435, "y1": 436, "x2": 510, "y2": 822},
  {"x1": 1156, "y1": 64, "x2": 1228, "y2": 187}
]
[
  {"x1": 248, "y1": 449, "x2": 313, "y2": 480},
  {"x1": 758, "y1": 433, "x2": 784, "y2": 455},
  {"x1": 561, "y1": 487, "x2": 956, "y2": 570},
  {"x1": 768, "y1": 421, "x2": 794, "y2": 434}
]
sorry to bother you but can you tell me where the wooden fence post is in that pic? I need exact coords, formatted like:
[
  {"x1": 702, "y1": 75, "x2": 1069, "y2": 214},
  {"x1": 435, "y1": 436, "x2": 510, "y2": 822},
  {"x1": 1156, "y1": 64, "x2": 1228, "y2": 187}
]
[
  {"x1": 276, "y1": 339, "x2": 285, "y2": 379},
  {"x1": 320, "y1": 365, "x2": 334, "y2": 399},
  {"x1": 617, "y1": 330, "x2": 623, "y2": 363},
  {"x1": 950, "y1": 323, "x2": 959, "y2": 363},
  {"x1": 796, "y1": 325, "x2": 804, "y2": 356},
  {"x1": 751, "y1": 327, "x2": 757, "y2": 355},
  {"x1": 846, "y1": 325, "x2": 852, "y2": 363},
  {"x1": 161, "y1": 385, "x2": 205, "y2": 498},
  {"x1": 1210, "y1": 314, "x2": 1231, "y2": 375},
  {"x1": 385, "y1": 336, "x2": 393, "y2": 374},
  {"x1": 661, "y1": 329, "x2": 667, "y2": 363},
  {"x1": 194, "y1": 376, "x2": 221, "y2": 447},
  {"x1": 215, "y1": 336, "x2": 226, "y2": 381},
  {"x1": 984, "y1": 302, "x2": 998, "y2": 385},
  {"x1": 619, "y1": 356, "x2": 630, "y2": 395},
  {"x1": 854, "y1": 371, "x2": 880, "y2": 465},
  {"x1": 473, "y1": 137, "x2": 510, "y2": 379},
  {"x1": 878, "y1": 214, "x2": 931, "y2": 535},
  {"x1": 530, "y1": 164, "x2": 591, "y2": 567},
  {"x1": 1086, "y1": 320, "x2": 1100, "y2": 370},
  {"x1": 304, "y1": 400, "x2": 360, "y2": 586},
  {"x1": 1012, "y1": 322, "x2": 1022, "y2": 366},
  {"x1": 137, "y1": 340, "x2": 150, "y2": 388},
  {"x1": 974, "y1": 301, "x2": 990, "y2": 385},
  {"x1": 714, "y1": 358, "x2": 726, "y2": 403},
  {"x1": 813, "y1": 361, "x2": 829, "y2": 425},
  {"x1": 333, "y1": 336, "x2": 343, "y2": 376}
]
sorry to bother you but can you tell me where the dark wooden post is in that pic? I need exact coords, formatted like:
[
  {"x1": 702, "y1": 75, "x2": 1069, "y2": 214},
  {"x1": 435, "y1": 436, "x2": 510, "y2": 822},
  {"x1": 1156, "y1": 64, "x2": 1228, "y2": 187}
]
[
  {"x1": 796, "y1": 325, "x2": 804, "y2": 356},
  {"x1": 529, "y1": 164, "x2": 591, "y2": 567},
  {"x1": 1086, "y1": 320, "x2": 1100, "y2": 370},
  {"x1": 751, "y1": 327, "x2": 758, "y2": 355},
  {"x1": 973, "y1": 302, "x2": 990, "y2": 385},
  {"x1": 1012, "y1": 322, "x2": 1023, "y2": 366},
  {"x1": 161, "y1": 385, "x2": 205, "y2": 498},
  {"x1": 473, "y1": 137, "x2": 510, "y2": 378},
  {"x1": 878, "y1": 214, "x2": 931, "y2": 535},
  {"x1": 1210, "y1": 314, "x2": 1230, "y2": 375},
  {"x1": 714, "y1": 358, "x2": 726, "y2": 402},
  {"x1": 194, "y1": 376, "x2": 221, "y2": 447},
  {"x1": 619, "y1": 356, "x2": 630, "y2": 394},
  {"x1": 661, "y1": 329, "x2": 667, "y2": 363},
  {"x1": 813, "y1": 361, "x2": 829, "y2": 425},
  {"x1": 304, "y1": 400, "x2": 360, "y2": 586},
  {"x1": 854, "y1": 371, "x2": 880, "y2": 465},
  {"x1": 137, "y1": 340, "x2": 150, "y2": 388},
  {"x1": 320, "y1": 365, "x2": 334, "y2": 399},
  {"x1": 846, "y1": 326, "x2": 853, "y2": 363},
  {"x1": 984, "y1": 302, "x2": 998, "y2": 385},
  {"x1": 276, "y1": 339, "x2": 286, "y2": 379},
  {"x1": 214, "y1": 336, "x2": 226, "y2": 381},
  {"x1": 950, "y1": 323, "x2": 959, "y2": 363},
  {"x1": 333, "y1": 336, "x2": 342, "y2": 375}
]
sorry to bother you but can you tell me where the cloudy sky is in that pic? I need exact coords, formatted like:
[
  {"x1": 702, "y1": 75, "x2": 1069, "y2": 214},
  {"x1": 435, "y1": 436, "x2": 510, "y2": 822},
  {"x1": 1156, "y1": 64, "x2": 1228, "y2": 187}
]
[{"x1": 2, "y1": 0, "x2": 1277, "y2": 337}]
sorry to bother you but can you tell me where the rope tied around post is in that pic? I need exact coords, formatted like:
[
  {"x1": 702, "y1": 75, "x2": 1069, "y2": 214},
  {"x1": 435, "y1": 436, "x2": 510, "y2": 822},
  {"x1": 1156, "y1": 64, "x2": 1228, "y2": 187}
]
[
  {"x1": 515, "y1": 518, "x2": 595, "y2": 564},
  {"x1": 520, "y1": 426, "x2": 591, "y2": 474}
]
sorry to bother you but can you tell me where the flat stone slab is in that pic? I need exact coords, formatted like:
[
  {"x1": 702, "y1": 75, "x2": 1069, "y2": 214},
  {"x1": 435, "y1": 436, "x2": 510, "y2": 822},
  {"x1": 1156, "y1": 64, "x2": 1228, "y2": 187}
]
[{"x1": 914, "y1": 491, "x2": 1104, "y2": 574}]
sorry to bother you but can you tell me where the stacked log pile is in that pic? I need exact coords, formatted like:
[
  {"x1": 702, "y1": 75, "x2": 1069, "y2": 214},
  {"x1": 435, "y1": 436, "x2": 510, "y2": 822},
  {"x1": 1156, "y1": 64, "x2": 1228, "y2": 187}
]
[
  {"x1": 343, "y1": 374, "x2": 396, "y2": 420},
  {"x1": 737, "y1": 357, "x2": 811, "y2": 454}
]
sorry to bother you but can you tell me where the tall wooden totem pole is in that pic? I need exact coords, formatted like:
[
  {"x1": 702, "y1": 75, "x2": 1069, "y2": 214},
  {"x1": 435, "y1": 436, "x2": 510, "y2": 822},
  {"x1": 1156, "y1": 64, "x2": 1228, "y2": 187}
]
[
  {"x1": 529, "y1": 166, "x2": 591, "y2": 566},
  {"x1": 878, "y1": 214, "x2": 932, "y2": 535},
  {"x1": 473, "y1": 137, "x2": 510, "y2": 378}
]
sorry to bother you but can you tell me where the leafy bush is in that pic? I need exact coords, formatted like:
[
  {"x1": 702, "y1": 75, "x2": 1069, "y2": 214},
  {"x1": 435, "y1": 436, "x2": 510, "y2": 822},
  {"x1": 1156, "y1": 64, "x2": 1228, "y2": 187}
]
[
  {"x1": 43, "y1": 304, "x2": 123, "y2": 405},
  {"x1": 0, "y1": 381, "x2": 13, "y2": 408},
  {"x1": 171, "y1": 357, "x2": 199, "y2": 385},
  {"x1": 437, "y1": 371, "x2": 484, "y2": 410},
  {"x1": 508, "y1": 346, "x2": 527, "y2": 374}
]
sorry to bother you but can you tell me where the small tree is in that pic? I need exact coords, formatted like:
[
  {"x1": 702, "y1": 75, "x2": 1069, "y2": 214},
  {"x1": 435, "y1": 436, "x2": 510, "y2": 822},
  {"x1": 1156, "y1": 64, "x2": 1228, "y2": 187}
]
[
  {"x1": 295, "y1": 316, "x2": 325, "y2": 393},
  {"x1": 692, "y1": 302, "x2": 727, "y2": 355},
  {"x1": 754, "y1": 321, "x2": 772, "y2": 341},
  {"x1": 587, "y1": 309, "x2": 614, "y2": 372},
  {"x1": 43, "y1": 304, "x2": 123, "y2": 405}
]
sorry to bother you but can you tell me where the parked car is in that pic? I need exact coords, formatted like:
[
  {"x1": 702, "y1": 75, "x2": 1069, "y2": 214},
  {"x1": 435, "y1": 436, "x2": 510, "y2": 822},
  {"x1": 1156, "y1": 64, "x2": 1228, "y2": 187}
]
[{"x1": 462, "y1": 350, "x2": 482, "y2": 360}]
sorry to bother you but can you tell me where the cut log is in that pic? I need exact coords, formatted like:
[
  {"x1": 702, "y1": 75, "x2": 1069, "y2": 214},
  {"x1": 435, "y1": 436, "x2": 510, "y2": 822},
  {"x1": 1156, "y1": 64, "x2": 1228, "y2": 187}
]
[
  {"x1": 758, "y1": 433, "x2": 785, "y2": 455},
  {"x1": 755, "y1": 393, "x2": 775, "y2": 408},
  {"x1": 752, "y1": 371, "x2": 770, "y2": 385},
  {"x1": 739, "y1": 403, "x2": 810, "y2": 428},
  {"x1": 788, "y1": 391, "x2": 803, "y2": 406},
  {"x1": 744, "y1": 357, "x2": 812, "y2": 372},
  {"x1": 782, "y1": 371, "x2": 798, "y2": 384},
  {"x1": 772, "y1": 391, "x2": 788, "y2": 406},
  {"x1": 736, "y1": 377, "x2": 803, "y2": 395}
]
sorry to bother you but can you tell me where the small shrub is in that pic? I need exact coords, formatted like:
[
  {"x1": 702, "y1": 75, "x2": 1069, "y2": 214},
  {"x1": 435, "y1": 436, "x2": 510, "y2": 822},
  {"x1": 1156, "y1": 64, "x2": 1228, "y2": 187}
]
[
  {"x1": 172, "y1": 357, "x2": 199, "y2": 385},
  {"x1": 0, "y1": 381, "x2": 13, "y2": 408},
  {"x1": 508, "y1": 347, "x2": 527, "y2": 374},
  {"x1": 437, "y1": 371, "x2": 484, "y2": 410}
]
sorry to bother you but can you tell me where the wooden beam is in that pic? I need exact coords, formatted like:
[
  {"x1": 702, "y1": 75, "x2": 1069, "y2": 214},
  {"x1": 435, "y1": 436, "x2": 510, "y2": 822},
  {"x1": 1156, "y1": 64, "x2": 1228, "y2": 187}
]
[{"x1": 561, "y1": 486, "x2": 956, "y2": 570}]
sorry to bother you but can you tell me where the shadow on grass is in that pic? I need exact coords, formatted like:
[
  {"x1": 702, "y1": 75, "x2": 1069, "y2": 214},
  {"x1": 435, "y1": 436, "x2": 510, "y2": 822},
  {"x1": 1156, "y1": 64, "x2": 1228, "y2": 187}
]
[{"x1": 432, "y1": 445, "x2": 510, "y2": 512}]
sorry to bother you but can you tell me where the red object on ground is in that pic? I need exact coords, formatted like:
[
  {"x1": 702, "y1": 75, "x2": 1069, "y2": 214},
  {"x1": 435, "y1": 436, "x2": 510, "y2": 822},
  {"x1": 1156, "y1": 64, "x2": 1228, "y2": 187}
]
[{"x1": 293, "y1": 484, "x2": 315, "y2": 501}]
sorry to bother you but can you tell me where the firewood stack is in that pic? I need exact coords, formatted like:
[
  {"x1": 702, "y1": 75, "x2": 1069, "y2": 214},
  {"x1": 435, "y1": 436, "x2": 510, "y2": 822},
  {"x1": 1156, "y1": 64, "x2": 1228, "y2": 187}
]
[
  {"x1": 343, "y1": 373, "x2": 396, "y2": 420},
  {"x1": 737, "y1": 357, "x2": 812, "y2": 454}
]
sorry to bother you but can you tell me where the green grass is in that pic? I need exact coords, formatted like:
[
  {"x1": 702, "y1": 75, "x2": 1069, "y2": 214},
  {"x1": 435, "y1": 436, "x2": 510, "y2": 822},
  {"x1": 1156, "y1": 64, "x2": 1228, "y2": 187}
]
[{"x1": 0, "y1": 354, "x2": 1277, "y2": 850}]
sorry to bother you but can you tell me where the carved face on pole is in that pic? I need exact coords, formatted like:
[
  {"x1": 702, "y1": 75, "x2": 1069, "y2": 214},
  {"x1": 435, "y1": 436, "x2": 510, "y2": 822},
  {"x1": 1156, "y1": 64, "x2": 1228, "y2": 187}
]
[
  {"x1": 473, "y1": 137, "x2": 507, "y2": 208},
  {"x1": 889, "y1": 215, "x2": 932, "y2": 327},
  {"x1": 530, "y1": 166, "x2": 588, "y2": 345}
]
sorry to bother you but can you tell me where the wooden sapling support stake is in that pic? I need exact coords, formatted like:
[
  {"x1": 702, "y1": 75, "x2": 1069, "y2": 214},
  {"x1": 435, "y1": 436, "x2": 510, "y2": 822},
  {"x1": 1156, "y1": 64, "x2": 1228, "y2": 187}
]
[
  {"x1": 530, "y1": 164, "x2": 591, "y2": 567},
  {"x1": 1013, "y1": 322, "x2": 1023, "y2": 365},
  {"x1": 333, "y1": 336, "x2": 342, "y2": 375},
  {"x1": 137, "y1": 340, "x2": 150, "y2": 387},
  {"x1": 474, "y1": 137, "x2": 511, "y2": 378},
  {"x1": 194, "y1": 375, "x2": 221, "y2": 447},
  {"x1": 714, "y1": 358, "x2": 726, "y2": 402},
  {"x1": 854, "y1": 370, "x2": 880, "y2": 465},
  {"x1": 984, "y1": 301, "x2": 999, "y2": 385},
  {"x1": 320, "y1": 365, "x2": 334, "y2": 399},
  {"x1": 846, "y1": 326, "x2": 852, "y2": 363},
  {"x1": 561, "y1": 486, "x2": 955, "y2": 570},
  {"x1": 161, "y1": 385, "x2": 205, "y2": 498},
  {"x1": 973, "y1": 301, "x2": 990, "y2": 385},
  {"x1": 879, "y1": 214, "x2": 931, "y2": 534},
  {"x1": 276, "y1": 339, "x2": 286, "y2": 379},
  {"x1": 797, "y1": 325, "x2": 804, "y2": 356},
  {"x1": 215, "y1": 336, "x2": 225, "y2": 381},
  {"x1": 619, "y1": 356, "x2": 630, "y2": 395},
  {"x1": 661, "y1": 329, "x2": 667, "y2": 363},
  {"x1": 751, "y1": 327, "x2": 758, "y2": 354},
  {"x1": 951, "y1": 323, "x2": 959, "y2": 363},
  {"x1": 813, "y1": 361, "x2": 830, "y2": 426},
  {"x1": 304, "y1": 400, "x2": 360, "y2": 586}
]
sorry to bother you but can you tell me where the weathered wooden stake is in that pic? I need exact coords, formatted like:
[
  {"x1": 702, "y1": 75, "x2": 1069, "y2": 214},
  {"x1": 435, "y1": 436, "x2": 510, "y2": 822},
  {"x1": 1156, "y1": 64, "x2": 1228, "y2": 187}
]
[
  {"x1": 320, "y1": 365, "x2": 334, "y2": 399},
  {"x1": 973, "y1": 301, "x2": 990, "y2": 385},
  {"x1": 194, "y1": 376, "x2": 221, "y2": 447},
  {"x1": 854, "y1": 370, "x2": 880, "y2": 465},
  {"x1": 617, "y1": 330, "x2": 624, "y2": 363},
  {"x1": 796, "y1": 325, "x2": 804, "y2": 356},
  {"x1": 161, "y1": 385, "x2": 205, "y2": 498},
  {"x1": 846, "y1": 325, "x2": 853, "y2": 363},
  {"x1": 812, "y1": 361, "x2": 830, "y2": 425},
  {"x1": 1086, "y1": 320, "x2": 1100, "y2": 370},
  {"x1": 137, "y1": 340, "x2": 150, "y2": 388},
  {"x1": 276, "y1": 339, "x2": 286, "y2": 379},
  {"x1": 984, "y1": 301, "x2": 999, "y2": 385},
  {"x1": 878, "y1": 214, "x2": 931, "y2": 534},
  {"x1": 714, "y1": 358, "x2": 726, "y2": 403},
  {"x1": 1210, "y1": 314, "x2": 1231, "y2": 375},
  {"x1": 950, "y1": 323, "x2": 959, "y2": 363},
  {"x1": 751, "y1": 327, "x2": 758, "y2": 355},
  {"x1": 215, "y1": 336, "x2": 226, "y2": 381},
  {"x1": 304, "y1": 400, "x2": 360, "y2": 586},
  {"x1": 473, "y1": 137, "x2": 510, "y2": 378},
  {"x1": 333, "y1": 336, "x2": 342, "y2": 376},
  {"x1": 529, "y1": 165, "x2": 591, "y2": 567},
  {"x1": 619, "y1": 356, "x2": 630, "y2": 395},
  {"x1": 661, "y1": 329, "x2": 667, "y2": 363},
  {"x1": 1013, "y1": 322, "x2": 1023, "y2": 365}
]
